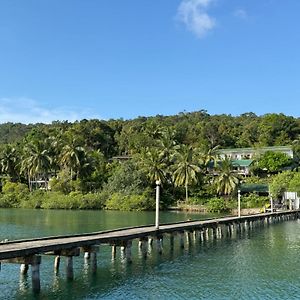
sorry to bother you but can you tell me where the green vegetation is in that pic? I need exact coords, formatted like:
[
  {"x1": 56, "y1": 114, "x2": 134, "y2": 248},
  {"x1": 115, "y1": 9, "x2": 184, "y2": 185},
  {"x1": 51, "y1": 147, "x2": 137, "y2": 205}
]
[{"x1": 0, "y1": 111, "x2": 299, "y2": 211}]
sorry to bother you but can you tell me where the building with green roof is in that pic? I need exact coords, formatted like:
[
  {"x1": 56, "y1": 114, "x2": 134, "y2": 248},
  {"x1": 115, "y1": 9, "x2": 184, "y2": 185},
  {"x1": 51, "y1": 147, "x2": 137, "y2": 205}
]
[
  {"x1": 217, "y1": 146, "x2": 293, "y2": 160},
  {"x1": 231, "y1": 159, "x2": 253, "y2": 176}
]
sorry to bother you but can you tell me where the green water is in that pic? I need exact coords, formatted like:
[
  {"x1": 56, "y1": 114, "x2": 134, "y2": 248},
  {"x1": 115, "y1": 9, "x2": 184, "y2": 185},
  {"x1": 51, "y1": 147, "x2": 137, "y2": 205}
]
[{"x1": 1, "y1": 209, "x2": 300, "y2": 299}]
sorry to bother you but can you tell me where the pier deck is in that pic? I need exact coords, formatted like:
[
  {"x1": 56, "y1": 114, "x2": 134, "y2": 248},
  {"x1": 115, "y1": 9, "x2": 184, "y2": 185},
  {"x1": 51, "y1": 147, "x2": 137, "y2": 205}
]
[{"x1": 1, "y1": 210, "x2": 298, "y2": 260}]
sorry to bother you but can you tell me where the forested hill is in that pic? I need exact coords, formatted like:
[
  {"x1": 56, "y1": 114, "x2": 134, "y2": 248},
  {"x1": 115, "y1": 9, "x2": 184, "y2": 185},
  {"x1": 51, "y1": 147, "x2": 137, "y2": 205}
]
[{"x1": 1, "y1": 111, "x2": 300, "y2": 154}]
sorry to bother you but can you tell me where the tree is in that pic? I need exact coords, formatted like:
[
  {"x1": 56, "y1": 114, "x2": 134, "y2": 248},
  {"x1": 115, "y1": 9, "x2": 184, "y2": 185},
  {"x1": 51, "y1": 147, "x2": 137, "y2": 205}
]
[
  {"x1": 269, "y1": 171, "x2": 295, "y2": 198},
  {"x1": 60, "y1": 138, "x2": 86, "y2": 180},
  {"x1": 214, "y1": 157, "x2": 239, "y2": 196},
  {"x1": 288, "y1": 172, "x2": 300, "y2": 194},
  {"x1": 256, "y1": 151, "x2": 292, "y2": 173},
  {"x1": 138, "y1": 148, "x2": 168, "y2": 184},
  {"x1": 0, "y1": 145, "x2": 20, "y2": 181},
  {"x1": 173, "y1": 145, "x2": 201, "y2": 202},
  {"x1": 21, "y1": 140, "x2": 52, "y2": 190},
  {"x1": 200, "y1": 145, "x2": 220, "y2": 172}
]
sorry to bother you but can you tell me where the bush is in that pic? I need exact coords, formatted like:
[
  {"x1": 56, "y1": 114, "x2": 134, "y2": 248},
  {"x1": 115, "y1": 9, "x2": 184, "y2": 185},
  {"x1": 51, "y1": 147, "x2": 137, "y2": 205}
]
[
  {"x1": 185, "y1": 197, "x2": 208, "y2": 205},
  {"x1": 242, "y1": 193, "x2": 269, "y2": 209},
  {"x1": 21, "y1": 190, "x2": 44, "y2": 208},
  {"x1": 206, "y1": 198, "x2": 230, "y2": 213},
  {"x1": 0, "y1": 181, "x2": 29, "y2": 208},
  {"x1": 106, "y1": 190, "x2": 155, "y2": 211},
  {"x1": 37, "y1": 191, "x2": 106, "y2": 210}
]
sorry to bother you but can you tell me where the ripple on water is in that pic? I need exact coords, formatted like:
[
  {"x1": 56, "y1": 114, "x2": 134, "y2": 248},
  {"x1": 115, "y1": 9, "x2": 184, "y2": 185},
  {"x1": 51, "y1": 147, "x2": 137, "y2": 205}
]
[{"x1": 2, "y1": 210, "x2": 300, "y2": 299}]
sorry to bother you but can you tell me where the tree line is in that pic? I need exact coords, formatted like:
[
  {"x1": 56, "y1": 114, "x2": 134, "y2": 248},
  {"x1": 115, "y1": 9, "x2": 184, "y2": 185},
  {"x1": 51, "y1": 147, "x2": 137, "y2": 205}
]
[{"x1": 0, "y1": 111, "x2": 300, "y2": 211}]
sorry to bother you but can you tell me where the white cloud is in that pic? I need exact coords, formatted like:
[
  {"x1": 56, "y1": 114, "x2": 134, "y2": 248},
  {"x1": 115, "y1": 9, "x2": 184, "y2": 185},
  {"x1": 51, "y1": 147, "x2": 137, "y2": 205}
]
[
  {"x1": 0, "y1": 97, "x2": 100, "y2": 124},
  {"x1": 177, "y1": 0, "x2": 216, "y2": 38},
  {"x1": 234, "y1": 9, "x2": 248, "y2": 20}
]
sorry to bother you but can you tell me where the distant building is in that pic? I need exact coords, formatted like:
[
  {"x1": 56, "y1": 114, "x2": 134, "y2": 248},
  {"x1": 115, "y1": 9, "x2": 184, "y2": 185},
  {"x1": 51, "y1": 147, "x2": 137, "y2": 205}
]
[
  {"x1": 217, "y1": 146, "x2": 293, "y2": 160},
  {"x1": 282, "y1": 192, "x2": 300, "y2": 210},
  {"x1": 213, "y1": 146, "x2": 294, "y2": 176},
  {"x1": 231, "y1": 159, "x2": 253, "y2": 176}
]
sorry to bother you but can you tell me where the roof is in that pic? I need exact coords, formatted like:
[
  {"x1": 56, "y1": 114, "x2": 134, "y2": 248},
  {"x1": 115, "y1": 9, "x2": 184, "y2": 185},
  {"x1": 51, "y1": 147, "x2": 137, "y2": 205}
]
[
  {"x1": 240, "y1": 184, "x2": 269, "y2": 193},
  {"x1": 231, "y1": 159, "x2": 253, "y2": 167}
]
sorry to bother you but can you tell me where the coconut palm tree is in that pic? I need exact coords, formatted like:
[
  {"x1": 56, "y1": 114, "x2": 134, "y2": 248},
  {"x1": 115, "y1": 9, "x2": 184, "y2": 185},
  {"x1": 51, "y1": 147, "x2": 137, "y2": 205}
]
[
  {"x1": 60, "y1": 138, "x2": 86, "y2": 180},
  {"x1": 0, "y1": 145, "x2": 19, "y2": 181},
  {"x1": 21, "y1": 141, "x2": 52, "y2": 190},
  {"x1": 172, "y1": 145, "x2": 201, "y2": 202},
  {"x1": 138, "y1": 147, "x2": 167, "y2": 184},
  {"x1": 201, "y1": 145, "x2": 220, "y2": 170},
  {"x1": 214, "y1": 157, "x2": 239, "y2": 196}
]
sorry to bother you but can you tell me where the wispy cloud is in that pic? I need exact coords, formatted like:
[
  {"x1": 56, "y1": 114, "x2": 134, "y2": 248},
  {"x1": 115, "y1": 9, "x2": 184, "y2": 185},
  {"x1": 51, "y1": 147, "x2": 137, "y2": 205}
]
[
  {"x1": 0, "y1": 97, "x2": 100, "y2": 124},
  {"x1": 177, "y1": 0, "x2": 216, "y2": 39},
  {"x1": 234, "y1": 9, "x2": 248, "y2": 20}
]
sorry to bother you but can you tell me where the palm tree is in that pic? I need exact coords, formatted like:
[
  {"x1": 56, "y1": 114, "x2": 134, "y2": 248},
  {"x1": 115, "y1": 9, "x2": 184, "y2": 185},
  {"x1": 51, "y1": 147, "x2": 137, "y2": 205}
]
[
  {"x1": 138, "y1": 147, "x2": 167, "y2": 184},
  {"x1": 159, "y1": 128, "x2": 179, "y2": 159},
  {"x1": 214, "y1": 157, "x2": 239, "y2": 196},
  {"x1": 21, "y1": 141, "x2": 52, "y2": 191},
  {"x1": 173, "y1": 145, "x2": 201, "y2": 202},
  {"x1": 60, "y1": 138, "x2": 86, "y2": 180},
  {"x1": 201, "y1": 145, "x2": 220, "y2": 170},
  {"x1": 0, "y1": 145, "x2": 19, "y2": 181},
  {"x1": 45, "y1": 135, "x2": 63, "y2": 176}
]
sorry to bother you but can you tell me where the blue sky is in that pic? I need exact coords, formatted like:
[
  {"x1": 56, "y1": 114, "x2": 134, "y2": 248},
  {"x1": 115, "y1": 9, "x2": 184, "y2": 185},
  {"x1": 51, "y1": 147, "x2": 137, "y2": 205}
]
[{"x1": 0, "y1": 0, "x2": 300, "y2": 123}]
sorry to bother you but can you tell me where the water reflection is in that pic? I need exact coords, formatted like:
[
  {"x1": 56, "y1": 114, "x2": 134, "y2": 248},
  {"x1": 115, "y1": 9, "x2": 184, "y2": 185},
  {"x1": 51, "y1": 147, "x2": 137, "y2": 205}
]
[{"x1": 3, "y1": 209, "x2": 300, "y2": 299}]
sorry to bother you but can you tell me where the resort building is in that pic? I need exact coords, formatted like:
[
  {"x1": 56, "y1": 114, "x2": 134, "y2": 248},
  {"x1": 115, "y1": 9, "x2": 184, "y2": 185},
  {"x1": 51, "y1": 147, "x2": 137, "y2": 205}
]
[
  {"x1": 217, "y1": 146, "x2": 293, "y2": 160},
  {"x1": 215, "y1": 146, "x2": 293, "y2": 176}
]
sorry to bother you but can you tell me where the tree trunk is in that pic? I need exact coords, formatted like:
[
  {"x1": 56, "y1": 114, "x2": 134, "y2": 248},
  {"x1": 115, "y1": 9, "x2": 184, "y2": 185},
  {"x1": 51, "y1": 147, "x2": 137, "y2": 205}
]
[{"x1": 185, "y1": 183, "x2": 188, "y2": 203}]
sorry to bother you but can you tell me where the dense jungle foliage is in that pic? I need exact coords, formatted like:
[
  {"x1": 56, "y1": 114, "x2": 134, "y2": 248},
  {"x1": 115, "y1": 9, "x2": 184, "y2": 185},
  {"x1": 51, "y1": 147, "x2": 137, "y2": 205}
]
[{"x1": 1, "y1": 111, "x2": 300, "y2": 211}]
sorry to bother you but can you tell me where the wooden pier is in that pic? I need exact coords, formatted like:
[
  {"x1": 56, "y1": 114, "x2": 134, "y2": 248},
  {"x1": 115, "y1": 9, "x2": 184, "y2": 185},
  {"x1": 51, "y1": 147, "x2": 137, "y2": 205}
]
[{"x1": 1, "y1": 210, "x2": 299, "y2": 292}]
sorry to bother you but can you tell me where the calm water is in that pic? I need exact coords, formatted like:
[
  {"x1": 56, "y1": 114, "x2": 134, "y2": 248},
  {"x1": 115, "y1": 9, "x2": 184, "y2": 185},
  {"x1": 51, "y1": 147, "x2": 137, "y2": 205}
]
[{"x1": 1, "y1": 209, "x2": 300, "y2": 299}]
